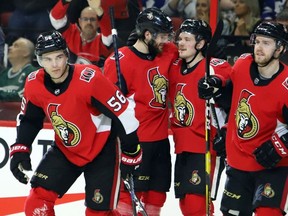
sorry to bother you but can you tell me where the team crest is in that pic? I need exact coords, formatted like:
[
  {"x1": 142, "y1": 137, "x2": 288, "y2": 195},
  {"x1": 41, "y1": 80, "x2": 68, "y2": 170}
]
[
  {"x1": 27, "y1": 70, "x2": 39, "y2": 81},
  {"x1": 173, "y1": 83, "x2": 194, "y2": 127},
  {"x1": 210, "y1": 58, "x2": 225, "y2": 66},
  {"x1": 92, "y1": 189, "x2": 104, "y2": 204},
  {"x1": 282, "y1": 77, "x2": 288, "y2": 90},
  {"x1": 110, "y1": 51, "x2": 124, "y2": 60},
  {"x1": 147, "y1": 67, "x2": 168, "y2": 109},
  {"x1": 147, "y1": 12, "x2": 154, "y2": 20},
  {"x1": 235, "y1": 90, "x2": 259, "y2": 139},
  {"x1": 189, "y1": 170, "x2": 201, "y2": 185},
  {"x1": 47, "y1": 104, "x2": 81, "y2": 147},
  {"x1": 80, "y1": 67, "x2": 95, "y2": 82},
  {"x1": 261, "y1": 183, "x2": 275, "y2": 198}
]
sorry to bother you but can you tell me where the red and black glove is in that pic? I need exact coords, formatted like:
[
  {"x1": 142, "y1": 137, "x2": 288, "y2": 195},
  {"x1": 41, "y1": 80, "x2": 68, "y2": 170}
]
[
  {"x1": 253, "y1": 133, "x2": 288, "y2": 169},
  {"x1": 10, "y1": 144, "x2": 32, "y2": 184},
  {"x1": 121, "y1": 144, "x2": 142, "y2": 180}
]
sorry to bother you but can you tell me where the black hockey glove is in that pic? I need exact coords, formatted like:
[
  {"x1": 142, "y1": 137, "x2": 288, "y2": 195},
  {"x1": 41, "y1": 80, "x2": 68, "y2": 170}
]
[
  {"x1": 198, "y1": 76, "x2": 222, "y2": 100},
  {"x1": 121, "y1": 144, "x2": 142, "y2": 180},
  {"x1": 10, "y1": 144, "x2": 32, "y2": 184},
  {"x1": 253, "y1": 133, "x2": 288, "y2": 169},
  {"x1": 213, "y1": 127, "x2": 227, "y2": 157}
]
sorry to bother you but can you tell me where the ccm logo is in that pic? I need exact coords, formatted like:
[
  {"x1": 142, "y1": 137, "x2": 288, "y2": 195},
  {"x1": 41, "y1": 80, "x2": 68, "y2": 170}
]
[{"x1": 272, "y1": 135, "x2": 288, "y2": 155}]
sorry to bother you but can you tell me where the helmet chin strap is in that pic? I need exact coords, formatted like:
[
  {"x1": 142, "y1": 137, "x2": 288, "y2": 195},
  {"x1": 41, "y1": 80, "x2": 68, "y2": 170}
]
[{"x1": 185, "y1": 50, "x2": 200, "y2": 66}]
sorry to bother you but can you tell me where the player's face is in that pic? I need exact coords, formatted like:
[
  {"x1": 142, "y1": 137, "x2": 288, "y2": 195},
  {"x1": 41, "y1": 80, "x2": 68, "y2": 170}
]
[
  {"x1": 177, "y1": 32, "x2": 198, "y2": 60},
  {"x1": 153, "y1": 33, "x2": 171, "y2": 51},
  {"x1": 40, "y1": 50, "x2": 68, "y2": 82},
  {"x1": 253, "y1": 36, "x2": 277, "y2": 66}
]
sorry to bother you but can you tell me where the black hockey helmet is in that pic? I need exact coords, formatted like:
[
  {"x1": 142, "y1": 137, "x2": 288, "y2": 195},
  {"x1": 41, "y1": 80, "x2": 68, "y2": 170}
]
[
  {"x1": 179, "y1": 19, "x2": 212, "y2": 43},
  {"x1": 250, "y1": 21, "x2": 288, "y2": 47},
  {"x1": 35, "y1": 30, "x2": 67, "y2": 56},
  {"x1": 135, "y1": 7, "x2": 173, "y2": 36}
]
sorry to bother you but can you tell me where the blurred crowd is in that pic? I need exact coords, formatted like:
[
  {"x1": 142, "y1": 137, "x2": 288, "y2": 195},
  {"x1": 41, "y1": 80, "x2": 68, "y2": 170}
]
[{"x1": 0, "y1": 0, "x2": 288, "y2": 102}]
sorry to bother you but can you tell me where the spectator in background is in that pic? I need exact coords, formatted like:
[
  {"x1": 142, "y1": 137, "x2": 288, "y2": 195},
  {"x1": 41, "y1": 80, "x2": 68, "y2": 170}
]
[
  {"x1": 161, "y1": 0, "x2": 196, "y2": 20},
  {"x1": 6, "y1": 0, "x2": 57, "y2": 45},
  {"x1": 142, "y1": 0, "x2": 168, "y2": 9},
  {"x1": 233, "y1": 0, "x2": 260, "y2": 37},
  {"x1": 259, "y1": 0, "x2": 287, "y2": 20},
  {"x1": 0, "y1": 37, "x2": 36, "y2": 102},
  {"x1": 220, "y1": 0, "x2": 236, "y2": 35},
  {"x1": 195, "y1": 0, "x2": 210, "y2": 23},
  {"x1": 276, "y1": 6, "x2": 288, "y2": 65},
  {"x1": 0, "y1": 27, "x2": 5, "y2": 70},
  {"x1": 162, "y1": 0, "x2": 209, "y2": 31},
  {"x1": 65, "y1": 0, "x2": 142, "y2": 48},
  {"x1": 50, "y1": 0, "x2": 113, "y2": 67}
]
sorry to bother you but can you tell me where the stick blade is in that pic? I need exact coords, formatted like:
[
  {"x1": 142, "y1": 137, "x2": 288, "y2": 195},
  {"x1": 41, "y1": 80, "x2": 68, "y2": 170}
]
[{"x1": 206, "y1": 19, "x2": 224, "y2": 58}]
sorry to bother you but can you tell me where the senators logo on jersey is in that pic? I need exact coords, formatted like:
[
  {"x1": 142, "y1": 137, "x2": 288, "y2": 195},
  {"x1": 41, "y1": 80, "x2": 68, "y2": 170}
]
[
  {"x1": 48, "y1": 104, "x2": 81, "y2": 147},
  {"x1": 173, "y1": 83, "x2": 194, "y2": 127},
  {"x1": 235, "y1": 90, "x2": 259, "y2": 139},
  {"x1": 148, "y1": 67, "x2": 168, "y2": 109}
]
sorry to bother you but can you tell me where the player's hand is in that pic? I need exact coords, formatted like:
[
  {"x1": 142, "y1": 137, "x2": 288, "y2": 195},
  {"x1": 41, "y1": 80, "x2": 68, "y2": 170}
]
[
  {"x1": 253, "y1": 133, "x2": 288, "y2": 169},
  {"x1": 213, "y1": 127, "x2": 227, "y2": 157},
  {"x1": 121, "y1": 144, "x2": 142, "y2": 180},
  {"x1": 10, "y1": 144, "x2": 32, "y2": 184},
  {"x1": 198, "y1": 75, "x2": 222, "y2": 100}
]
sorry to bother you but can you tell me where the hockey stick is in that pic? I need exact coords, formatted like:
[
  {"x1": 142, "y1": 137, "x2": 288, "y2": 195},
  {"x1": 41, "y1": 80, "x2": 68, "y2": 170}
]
[
  {"x1": 109, "y1": 6, "x2": 122, "y2": 90},
  {"x1": 109, "y1": 7, "x2": 146, "y2": 215},
  {"x1": 204, "y1": 19, "x2": 223, "y2": 216},
  {"x1": 123, "y1": 174, "x2": 148, "y2": 216}
]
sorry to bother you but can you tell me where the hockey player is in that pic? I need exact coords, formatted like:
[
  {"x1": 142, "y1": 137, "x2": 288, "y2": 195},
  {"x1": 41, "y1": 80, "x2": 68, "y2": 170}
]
[
  {"x1": 103, "y1": 7, "x2": 178, "y2": 216},
  {"x1": 49, "y1": 0, "x2": 113, "y2": 67},
  {"x1": 169, "y1": 19, "x2": 231, "y2": 215},
  {"x1": 9, "y1": 30, "x2": 142, "y2": 216},
  {"x1": 198, "y1": 21, "x2": 288, "y2": 215}
]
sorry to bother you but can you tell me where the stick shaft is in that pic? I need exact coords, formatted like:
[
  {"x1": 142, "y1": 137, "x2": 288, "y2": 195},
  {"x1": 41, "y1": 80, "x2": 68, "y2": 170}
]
[
  {"x1": 109, "y1": 6, "x2": 122, "y2": 90},
  {"x1": 204, "y1": 19, "x2": 223, "y2": 215}
]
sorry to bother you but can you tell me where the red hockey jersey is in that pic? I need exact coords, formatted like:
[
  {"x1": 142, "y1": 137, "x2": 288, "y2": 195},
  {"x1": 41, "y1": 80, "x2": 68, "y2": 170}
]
[
  {"x1": 169, "y1": 58, "x2": 231, "y2": 154},
  {"x1": 226, "y1": 54, "x2": 288, "y2": 171},
  {"x1": 104, "y1": 43, "x2": 178, "y2": 142},
  {"x1": 16, "y1": 64, "x2": 139, "y2": 166}
]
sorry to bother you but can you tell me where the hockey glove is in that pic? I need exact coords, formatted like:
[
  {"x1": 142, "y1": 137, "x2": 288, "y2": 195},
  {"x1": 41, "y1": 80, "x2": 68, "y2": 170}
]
[
  {"x1": 213, "y1": 127, "x2": 227, "y2": 157},
  {"x1": 253, "y1": 133, "x2": 288, "y2": 169},
  {"x1": 198, "y1": 76, "x2": 222, "y2": 100},
  {"x1": 10, "y1": 144, "x2": 32, "y2": 184},
  {"x1": 121, "y1": 144, "x2": 142, "y2": 180}
]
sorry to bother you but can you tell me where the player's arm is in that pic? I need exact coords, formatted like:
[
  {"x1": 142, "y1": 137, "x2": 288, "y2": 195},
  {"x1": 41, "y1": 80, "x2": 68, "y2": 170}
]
[
  {"x1": 90, "y1": 72, "x2": 141, "y2": 177},
  {"x1": 10, "y1": 99, "x2": 46, "y2": 184},
  {"x1": 253, "y1": 105, "x2": 288, "y2": 169}
]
